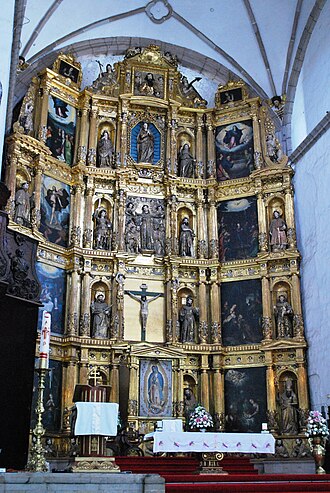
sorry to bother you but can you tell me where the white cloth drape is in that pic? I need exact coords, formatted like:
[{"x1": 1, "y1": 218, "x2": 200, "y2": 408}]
[{"x1": 74, "y1": 402, "x2": 119, "y2": 436}]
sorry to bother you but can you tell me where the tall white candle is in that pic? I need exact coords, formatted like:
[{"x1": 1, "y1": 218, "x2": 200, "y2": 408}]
[{"x1": 39, "y1": 311, "x2": 51, "y2": 369}]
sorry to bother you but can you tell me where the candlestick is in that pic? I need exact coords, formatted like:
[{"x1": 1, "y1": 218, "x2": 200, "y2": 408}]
[{"x1": 39, "y1": 311, "x2": 51, "y2": 369}]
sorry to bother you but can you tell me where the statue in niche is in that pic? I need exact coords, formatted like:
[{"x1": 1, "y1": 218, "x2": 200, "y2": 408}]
[
  {"x1": 179, "y1": 295, "x2": 199, "y2": 343},
  {"x1": 178, "y1": 143, "x2": 195, "y2": 178},
  {"x1": 20, "y1": 102, "x2": 34, "y2": 135},
  {"x1": 14, "y1": 182, "x2": 34, "y2": 226},
  {"x1": 184, "y1": 388, "x2": 198, "y2": 429},
  {"x1": 93, "y1": 207, "x2": 112, "y2": 250},
  {"x1": 139, "y1": 204, "x2": 154, "y2": 251},
  {"x1": 137, "y1": 122, "x2": 154, "y2": 163},
  {"x1": 115, "y1": 272, "x2": 125, "y2": 312},
  {"x1": 269, "y1": 210, "x2": 287, "y2": 251},
  {"x1": 179, "y1": 217, "x2": 195, "y2": 257},
  {"x1": 153, "y1": 204, "x2": 165, "y2": 255},
  {"x1": 90, "y1": 292, "x2": 111, "y2": 338},
  {"x1": 279, "y1": 378, "x2": 298, "y2": 435},
  {"x1": 274, "y1": 294, "x2": 294, "y2": 338},
  {"x1": 266, "y1": 134, "x2": 283, "y2": 163},
  {"x1": 97, "y1": 130, "x2": 114, "y2": 167}
]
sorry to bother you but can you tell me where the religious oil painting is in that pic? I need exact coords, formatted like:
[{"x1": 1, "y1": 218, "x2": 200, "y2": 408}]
[
  {"x1": 139, "y1": 359, "x2": 172, "y2": 417},
  {"x1": 215, "y1": 119, "x2": 254, "y2": 181},
  {"x1": 46, "y1": 94, "x2": 76, "y2": 165},
  {"x1": 58, "y1": 60, "x2": 80, "y2": 83},
  {"x1": 221, "y1": 279, "x2": 263, "y2": 346},
  {"x1": 224, "y1": 367, "x2": 267, "y2": 433},
  {"x1": 39, "y1": 175, "x2": 70, "y2": 247},
  {"x1": 217, "y1": 196, "x2": 258, "y2": 261},
  {"x1": 219, "y1": 88, "x2": 243, "y2": 105},
  {"x1": 36, "y1": 262, "x2": 66, "y2": 335},
  {"x1": 134, "y1": 70, "x2": 165, "y2": 99},
  {"x1": 30, "y1": 359, "x2": 63, "y2": 433},
  {"x1": 130, "y1": 122, "x2": 161, "y2": 164}
]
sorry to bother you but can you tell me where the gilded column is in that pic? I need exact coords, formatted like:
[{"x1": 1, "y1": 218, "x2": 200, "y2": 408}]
[
  {"x1": 265, "y1": 361, "x2": 277, "y2": 433},
  {"x1": 210, "y1": 269, "x2": 221, "y2": 344},
  {"x1": 171, "y1": 193, "x2": 178, "y2": 255},
  {"x1": 38, "y1": 84, "x2": 50, "y2": 141},
  {"x1": 80, "y1": 272, "x2": 91, "y2": 337},
  {"x1": 200, "y1": 354, "x2": 209, "y2": 410},
  {"x1": 31, "y1": 161, "x2": 44, "y2": 230},
  {"x1": 171, "y1": 271, "x2": 179, "y2": 343},
  {"x1": 252, "y1": 113, "x2": 263, "y2": 169},
  {"x1": 195, "y1": 113, "x2": 203, "y2": 178},
  {"x1": 176, "y1": 363, "x2": 184, "y2": 418},
  {"x1": 66, "y1": 269, "x2": 80, "y2": 336},
  {"x1": 79, "y1": 348, "x2": 89, "y2": 383},
  {"x1": 170, "y1": 105, "x2": 179, "y2": 174},
  {"x1": 70, "y1": 182, "x2": 83, "y2": 247},
  {"x1": 77, "y1": 108, "x2": 88, "y2": 165},
  {"x1": 62, "y1": 361, "x2": 77, "y2": 412},
  {"x1": 119, "y1": 99, "x2": 129, "y2": 167},
  {"x1": 213, "y1": 355, "x2": 224, "y2": 430},
  {"x1": 285, "y1": 185, "x2": 296, "y2": 249},
  {"x1": 291, "y1": 273, "x2": 304, "y2": 338},
  {"x1": 196, "y1": 189, "x2": 207, "y2": 258},
  {"x1": 198, "y1": 268, "x2": 208, "y2": 343},
  {"x1": 116, "y1": 188, "x2": 126, "y2": 251},
  {"x1": 83, "y1": 177, "x2": 94, "y2": 248},
  {"x1": 297, "y1": 351, "x2": 309, "y2": 410},
  {"x1": 257, "y1": 190, "x2": 268, "y2": 252},
  {"x1": 206, "y1": 113, "x2": 215, "y2": 178},
  {"x1": 87, "y1": 108, "x2": 98, "y2": 166},
  {"x1": 208, "y1": 188, "x2": 218, "y2": 258},
  {"x1": 165, "y1": 194, "x2": 172, "y2": 256},
  {"x1": 261, "y1": 275, "x2": 272, "y2": 340},
  {"x1": 110, "y1": 363, "x2": 120, "y2": 403},
  {"x1": 165, "y1": 266, "x2": 173, "y2": 344},
  {"x1": 128, "y1": 357, "x2": 139, "y2": 418}
]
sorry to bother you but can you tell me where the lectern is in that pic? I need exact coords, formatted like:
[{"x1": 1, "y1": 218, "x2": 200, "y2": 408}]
[{"x1": 72, "y1": 384, "x2": 120, "y2": 472}]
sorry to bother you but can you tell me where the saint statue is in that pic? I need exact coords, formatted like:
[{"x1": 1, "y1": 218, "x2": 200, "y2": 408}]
[
  {"x1": 93, "y1": 207, "x2": 112, "y2": 250},
  {"x1": 269, "y1": 210, "x2": 287, "y2": 251},
  {"x1": 90, "y1": 293, "x2": 111, "y2": 338},
  {"x1": 147, "y1": 365, "x2": 165, "y2": 412},
  {"x1": 137, "y1": 122, "x2": 154, "y2": 163},
  {"x1": 274, "y1": 294, "x2": 294, "y2": 338},
  {"x1": 184, "y1": 388, "x2": 197, "y2": 429},
  {"x1": 279, "y1": 378, "x2": 298, "y2": 435},
  {"x1": 179, "y1": 296, "x2": 199, "y2": 343},
  {"x1": 139, "y1": 204, "x2": 154, "y2": 251},
  {"x1": 178, "y1": 143, "x2": 195, "y2": 178},
  {"x1": 97, "y1": 130, "x2": 114, "y2": 167},
  {"x1": 14, "y1": 182, "x2": 33, "y2": 226},
  {"x1": 179, "y1": 217, "x2": 195, "y2": 257}
]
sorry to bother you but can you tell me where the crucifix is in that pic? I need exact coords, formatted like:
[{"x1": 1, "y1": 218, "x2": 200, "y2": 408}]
[
  {"x1": 126, "y1": 283, "x2": 163, "y2": 341},
  {"x1": 89, "y1": 366, "x2": 102, "y2": 387}
]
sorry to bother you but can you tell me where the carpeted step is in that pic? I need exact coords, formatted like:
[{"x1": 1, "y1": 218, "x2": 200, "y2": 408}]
[
  {"x1": 163, "y1": 473, "x2": 330, "y2": 483},
  {"x1": 166, "y1": 482, "x2": 330, "y2": 493}
]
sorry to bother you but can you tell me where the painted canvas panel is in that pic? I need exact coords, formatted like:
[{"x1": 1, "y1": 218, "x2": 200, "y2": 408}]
[
  {"x1": 130, "y1": 122, "x2": 161, "y2": 164},
  {"x1": 217, "y1": 196, "x2": 258, "y2": 261},
  {"x1": 219, "y1": 88, "x2": 243, "y2": 105},
  {"x1": 224, "y1": 367, "x2": 267, "y2": 433},
  {"x1": 215, "y1": 119, "x2": 254, "y2": 181},
  {"x1": 39, "y1": 175, "x2": 70, "y2": 247},
  {"x1": 36, "y1": 262, "x2": 66, "y2": 335},
  {"x1": 46, "y1": 94, "x2": 76, "y2": 165},
  {"x1": 134, "y1": 71, "x2": 164, "y2": 98},
  {"x1": 221, "y1": 279, "x2": 263, "y2": 346},
  {"x1": 139, "y1": 359, "x2": 172, "y2": 417},
  {"x1": 30, "y1": 359, "x2": 63, "y2": 433}
]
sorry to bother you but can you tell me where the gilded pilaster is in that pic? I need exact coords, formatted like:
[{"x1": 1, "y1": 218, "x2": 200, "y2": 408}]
[
  {"x1": 66, "y1": 269, "x2": 80, "y2": 336},
  {"x1": 196, "y1": 189, "x2": 207, "y2": 258},
  {"x1": 261, "y1": 276, "x2": 272, "y2": 340},
  {"x1": 128, "y1": 357, "x2": 139, "y2": 417},
  {"x1": 198, "y1": 268, "x2": 208, "y2": 343},
  {"x1": 87, "y1": 108, "x2": 98, "y2": 166},
  {"x1": 257, "y1": 191, "x2": 268, "y2": 252},
  {"x1": 208, "y1": 188, "x2": 218, "y2": 258},
  {"x1": 83, "y1": 177, "x2": 94, "y2": 248},
  {"x1": 210, "y1": 269, "x2": 221, "y2": 344},
  {"x1": 213, "y1": 355, "x2": 224, "y2": 430},
  {"x1": 200, "y1": 354, "x2": 209, "y2": 410},
  {"x1": 110, "y1": 362, "x2": 120, "y2": 403},
  {"x1": 206, "y1": 113, "x2": 215, "y2": 178},
  {"x1": 80, "y1": 272, "x2": 91, "y2": 337}
]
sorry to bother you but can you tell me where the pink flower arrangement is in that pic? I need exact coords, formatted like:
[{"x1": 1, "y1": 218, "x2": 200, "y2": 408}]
[
  {"x1": 306, "y1": 410, "x2": 329, "y2": 438},
  {"x1": 189, "y1": 405, "x2": 213, "y2": 429}
]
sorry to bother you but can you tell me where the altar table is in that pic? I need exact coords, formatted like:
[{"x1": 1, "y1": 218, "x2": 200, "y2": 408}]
[{"x1": 152, "y1": 431, "x2": 275, "y2": 454}]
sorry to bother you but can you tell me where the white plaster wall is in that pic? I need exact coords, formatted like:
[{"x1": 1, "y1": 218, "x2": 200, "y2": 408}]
[
  {"x1": 0, "y1": 2, "x2": 15, "y2": 171},
  {"x1": 293, "y1": 131, "x2": 330, "y2": 410}
]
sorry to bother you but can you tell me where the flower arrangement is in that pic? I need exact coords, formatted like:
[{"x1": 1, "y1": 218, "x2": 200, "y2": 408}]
[
  {"x1": 306, "y1": 410, "x2": 329, "y2": 438},
  {"x1": 189, "y1": 405, "x2": 213, "y2": 430}
]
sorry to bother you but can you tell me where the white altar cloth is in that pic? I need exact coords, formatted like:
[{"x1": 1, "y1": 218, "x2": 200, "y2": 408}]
[
  {"x1": 153, "y1": 431, "x2": 275, "y2": 454},
  {"x1": 74, "y1": 402, "x2": 119, "y2": 436}
]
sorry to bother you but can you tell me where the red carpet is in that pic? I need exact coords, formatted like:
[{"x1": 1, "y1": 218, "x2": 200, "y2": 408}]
[{"x1": 115, "y1": 456, "x2": 330, "y2": 492}]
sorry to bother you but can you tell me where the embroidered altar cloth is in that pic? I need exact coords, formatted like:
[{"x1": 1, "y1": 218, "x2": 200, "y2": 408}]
[
  {"x1": 153, "y1": 431, "x2": 275, "y2": 454},
  {"x1": 75, "y1": 402, "x2": 118, "y2": 436}
]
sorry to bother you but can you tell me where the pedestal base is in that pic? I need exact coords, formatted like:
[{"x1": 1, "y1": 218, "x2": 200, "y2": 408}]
[
  {"x1": 71, "y1": 456, "x2": 120, "y2": 472},
  {"x1": 199, "y1": 452, "x2": 228, "y2": 474}
]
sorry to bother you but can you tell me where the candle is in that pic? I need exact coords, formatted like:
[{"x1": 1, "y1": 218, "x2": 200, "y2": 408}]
[
  {"x1": 262, "y1": 422, "x2": 268, "y2": 431},
  {"x1": 39, "y1": 311, "x2": 51, "y2": 369}
]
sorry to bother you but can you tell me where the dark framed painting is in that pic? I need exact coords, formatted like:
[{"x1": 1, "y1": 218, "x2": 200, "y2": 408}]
[
  {"x1": 30, "y1": 359, "x2": 63, "y2": 433},
  {"x1": 58, "y1": 60, "x2": 80, "y2": 83},
  {"x1": 221, "y1": 279, "x2": 263, "y2": 346},
  {"x1": 139, "y1": 359, "x2": 172, "y2": 417},
  {"x1": 219, "y1": 88, "x2": 243, "y2": 105},
  {"x1": 46, "y1": 94, "x2": 76, "y2": 166},
  {"x1": 39, "y1": 175, "x2": 70, "y2": 247},
  {"x1": 134, "y1": 70, "x2": 164, "y2": 99},
  {"x1": 217, "y1": 196, "x2": 259, "y2": 261},
  {"x1": 215, "y1": 119, "x2": 254, "y2": 181},
  {"x1": 36, "y1": 262, "x2": 66, "y2": 335},
  {"x1": 130, "y1": 122, "x2": 161, "y2": 164},
  {"x1": 224, "y1": 367, "x2": 267, "y2": 433}
]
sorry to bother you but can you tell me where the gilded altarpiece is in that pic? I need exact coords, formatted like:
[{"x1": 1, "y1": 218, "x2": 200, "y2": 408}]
[{"x1": 5, "y1": 46, "x2": 309, "y2": 457}]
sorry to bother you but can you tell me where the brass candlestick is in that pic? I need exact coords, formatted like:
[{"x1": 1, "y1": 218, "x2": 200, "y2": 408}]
[{"x1": 26, "y1": 367, "x2": 49, "y2": 472}]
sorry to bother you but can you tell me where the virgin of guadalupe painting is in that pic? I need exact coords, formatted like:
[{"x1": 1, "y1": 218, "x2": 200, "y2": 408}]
[
  {"x1": 224, "y1": 367, "x2": 266, "y2": 433},
  {"x1": 215, "y1": 120, "x2": 254, "y2": 180},
  {"x1": 46, "y1": 95, "x2": 76, "y2": 166},
  {"x1": 130, "y1": 122, "x2": 161, "y2": 164},
  {"x1": 39, "y1": 175, "x2": 70, "y2": 247},
  {"x1": 217, "y1": 197, "x2": 258, "y2": 261},
  {"x1": 36, "y1": 262, "x2": 66, "y2": 335},
  {"x1": 139, "y1": 359, "x2": 172, "y2": 417},
  {"x1": 221, "y1": 279, "x2": 263, "y2": 346}
]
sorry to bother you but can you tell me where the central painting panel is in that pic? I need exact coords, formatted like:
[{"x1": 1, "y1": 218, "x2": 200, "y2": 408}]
[{"x1": 139, "y1": 359, "x2": 172, "y2": 417}]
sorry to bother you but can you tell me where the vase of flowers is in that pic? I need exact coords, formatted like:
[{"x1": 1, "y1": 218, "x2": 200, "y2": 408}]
[
  {"x1": 189, "y1": 405, "x2": 213, "y2": 431},
  {"x1": 306, "y1": 410, "x2": 329, "y2": 474}
]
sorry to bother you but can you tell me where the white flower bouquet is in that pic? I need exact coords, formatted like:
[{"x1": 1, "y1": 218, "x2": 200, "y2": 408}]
[
  {"x1": 189, "y1": 405, "x2": 213, "y2": 430},
  {"x1": 306, "y1": 410, "x2": 329, "y2": 438}
]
